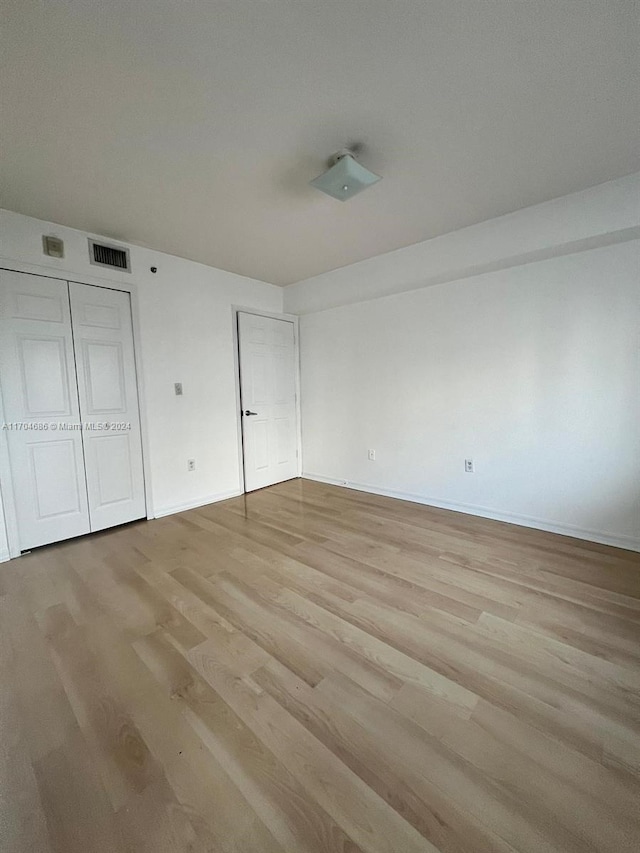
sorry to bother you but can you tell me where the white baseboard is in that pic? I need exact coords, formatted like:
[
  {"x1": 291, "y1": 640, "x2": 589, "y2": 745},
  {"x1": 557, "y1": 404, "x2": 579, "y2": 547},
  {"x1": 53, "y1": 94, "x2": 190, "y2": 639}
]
[
  {"x1": 302, "y1": 473, "x2": 640, "y2": 553},
  {"x1": 0, "y1": 547, "x2": 10, "y2": 563},
  {"x1": 153, "y1": 489, "x2": 242, "y2": 519}
]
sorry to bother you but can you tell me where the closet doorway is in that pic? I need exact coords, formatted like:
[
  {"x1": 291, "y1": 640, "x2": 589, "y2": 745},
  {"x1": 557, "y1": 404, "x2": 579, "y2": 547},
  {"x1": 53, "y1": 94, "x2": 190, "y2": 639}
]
[{"x1": 0, "y1": 271, "x2": 146, "y2": 550}]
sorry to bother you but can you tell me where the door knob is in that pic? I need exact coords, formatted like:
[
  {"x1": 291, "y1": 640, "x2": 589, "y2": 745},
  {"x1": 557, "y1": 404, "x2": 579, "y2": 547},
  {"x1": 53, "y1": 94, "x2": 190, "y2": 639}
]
[{"x1": 244, "y1": 410, "x2": 258, "y2": 416}]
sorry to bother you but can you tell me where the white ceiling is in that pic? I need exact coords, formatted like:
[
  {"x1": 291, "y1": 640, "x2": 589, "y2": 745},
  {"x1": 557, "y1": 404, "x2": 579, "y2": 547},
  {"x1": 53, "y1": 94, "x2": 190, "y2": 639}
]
[{"x1": 1, "y1": 1, "x2": 638, "y2": 285}]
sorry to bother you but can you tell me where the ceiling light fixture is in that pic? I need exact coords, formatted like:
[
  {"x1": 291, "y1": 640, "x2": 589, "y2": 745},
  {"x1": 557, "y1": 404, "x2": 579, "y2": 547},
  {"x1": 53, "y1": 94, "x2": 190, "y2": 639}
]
[{"x1": 310, "y1": 148, "x2": 381, "y2": 201}]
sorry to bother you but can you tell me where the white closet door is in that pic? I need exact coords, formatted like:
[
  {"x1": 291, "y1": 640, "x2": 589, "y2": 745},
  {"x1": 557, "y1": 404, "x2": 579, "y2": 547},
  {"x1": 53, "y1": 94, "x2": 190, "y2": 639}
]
[
  {"x1": 0, "y1": 271, "x2": 90, "y2": 549},
  {"x1": 238, "y1": 312, "x2": 298, "y2": 492},
  {"x1": 69, "y1": 283, "x2": 146, "y2": 531}
]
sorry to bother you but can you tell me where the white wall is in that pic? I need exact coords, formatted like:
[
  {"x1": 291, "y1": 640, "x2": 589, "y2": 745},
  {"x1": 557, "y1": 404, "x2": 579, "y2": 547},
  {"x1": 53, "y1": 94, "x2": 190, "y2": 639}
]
[
  {"x1": 128, "y1": 250, "x2": 282, "y2": 517},
  {"x1": 0, "y1": 209, "x2": 283, "y2": 557},
  {"x1": 285, "y1": 172, "x2": 640, "y2": 315},
  {"x1": 290, "y1": 175, "x2": 640, "y2": 551},
  {"x1": 2, "y1": 173, "x2": 638, "y2": 557}
]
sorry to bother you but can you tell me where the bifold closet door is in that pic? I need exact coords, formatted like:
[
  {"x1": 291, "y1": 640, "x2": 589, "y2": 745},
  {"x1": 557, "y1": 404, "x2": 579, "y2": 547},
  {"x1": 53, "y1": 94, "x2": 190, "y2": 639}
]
[
  {"x1": 69, "y1": 282, "x2": 146, "y2": 532},
  {"x1": 0, "y1": 271, "x2": 91, "y2": 549}
]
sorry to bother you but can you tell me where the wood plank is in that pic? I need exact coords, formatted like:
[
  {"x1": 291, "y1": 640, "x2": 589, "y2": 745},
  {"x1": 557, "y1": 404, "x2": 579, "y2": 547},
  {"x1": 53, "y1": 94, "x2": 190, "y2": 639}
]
[
  {"x1": 0, "y1": 597, "x2": 53, "y2": 853},
  {"x1": 134, "y1": 629, "x2": 362, "y2": 853},
  {"x1": 1, "y1": 477, "x2": 639, "y2": 852}
]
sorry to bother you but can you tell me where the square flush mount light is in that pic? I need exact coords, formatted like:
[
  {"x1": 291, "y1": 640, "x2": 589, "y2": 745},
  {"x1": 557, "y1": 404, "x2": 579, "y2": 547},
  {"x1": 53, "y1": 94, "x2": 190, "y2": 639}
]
[{"x1": 310, "y1": 149, "x2": 381, "y2": 201}]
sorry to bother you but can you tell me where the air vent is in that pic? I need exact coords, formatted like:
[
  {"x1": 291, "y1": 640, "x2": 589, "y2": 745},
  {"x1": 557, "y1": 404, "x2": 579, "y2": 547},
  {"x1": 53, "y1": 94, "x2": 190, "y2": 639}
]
[{"x1": 88, "y1": 239, "x2": 131, "y2": 272}]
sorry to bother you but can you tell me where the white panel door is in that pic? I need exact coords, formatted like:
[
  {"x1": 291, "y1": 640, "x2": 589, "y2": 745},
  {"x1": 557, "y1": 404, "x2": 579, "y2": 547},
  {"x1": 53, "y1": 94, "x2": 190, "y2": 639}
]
[
  {"x1": 69, "y1": 283, "x2": 146, "y2": 531},
  {"x1": 0, "y1": 271, "x2": 90, "y2": 549},
  {"x1": 238, "y1": 312, "x2": 298, "y2": 492}
]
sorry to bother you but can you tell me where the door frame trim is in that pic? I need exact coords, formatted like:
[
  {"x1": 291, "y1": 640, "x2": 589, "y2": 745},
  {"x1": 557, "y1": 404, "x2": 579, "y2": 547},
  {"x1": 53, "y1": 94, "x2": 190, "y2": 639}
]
[
  {"x1": 0, "y1": 266, "x2": 154, "y2": 559},
  {"x1": 0, "y1": 380, "x2": 20, "y2": 560},
  {"x1": 231, "y1": 306, "x2": 302, "y2": 494}
]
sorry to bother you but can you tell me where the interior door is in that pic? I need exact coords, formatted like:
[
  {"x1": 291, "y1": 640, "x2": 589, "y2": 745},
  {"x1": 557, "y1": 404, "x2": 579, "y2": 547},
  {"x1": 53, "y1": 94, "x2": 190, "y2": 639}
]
[
  {"x1": 0, "y1": 271, "x2": 90, "y2": 549},
  {"x1": 69, "y1": 282, "x2": 146, "y2": 531},
  {"x1": 238, "y1": 312, "x2": 298, "y2": 492}
]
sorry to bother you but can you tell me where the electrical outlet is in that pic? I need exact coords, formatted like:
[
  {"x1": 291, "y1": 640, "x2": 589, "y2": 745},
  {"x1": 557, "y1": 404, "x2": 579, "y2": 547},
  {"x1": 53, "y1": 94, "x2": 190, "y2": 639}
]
[
  {"x1": 187, "y1": 458, "x2": 196, "y2": 472},
  {"x1": 464, "y1": 458, "x2": 474, "y2": 473},
  {"x1": 174, "y1": 382, "x2": 183, "y2": 396},
  {"x1": 368, "y1": 449, "x2": 376, "y2": 461}
]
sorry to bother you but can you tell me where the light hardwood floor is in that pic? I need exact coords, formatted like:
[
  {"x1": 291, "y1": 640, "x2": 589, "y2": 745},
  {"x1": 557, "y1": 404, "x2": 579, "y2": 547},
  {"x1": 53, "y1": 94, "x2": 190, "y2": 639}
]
[{"x1": 1, "y1": 478, "x2": 639, "y2": 853}]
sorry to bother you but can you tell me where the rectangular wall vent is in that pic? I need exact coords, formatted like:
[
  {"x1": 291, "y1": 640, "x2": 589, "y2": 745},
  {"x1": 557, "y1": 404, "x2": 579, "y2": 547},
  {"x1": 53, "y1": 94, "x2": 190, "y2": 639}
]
[{"x1": 88, "y1": 239, "x2": 131, "y2": 272}]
